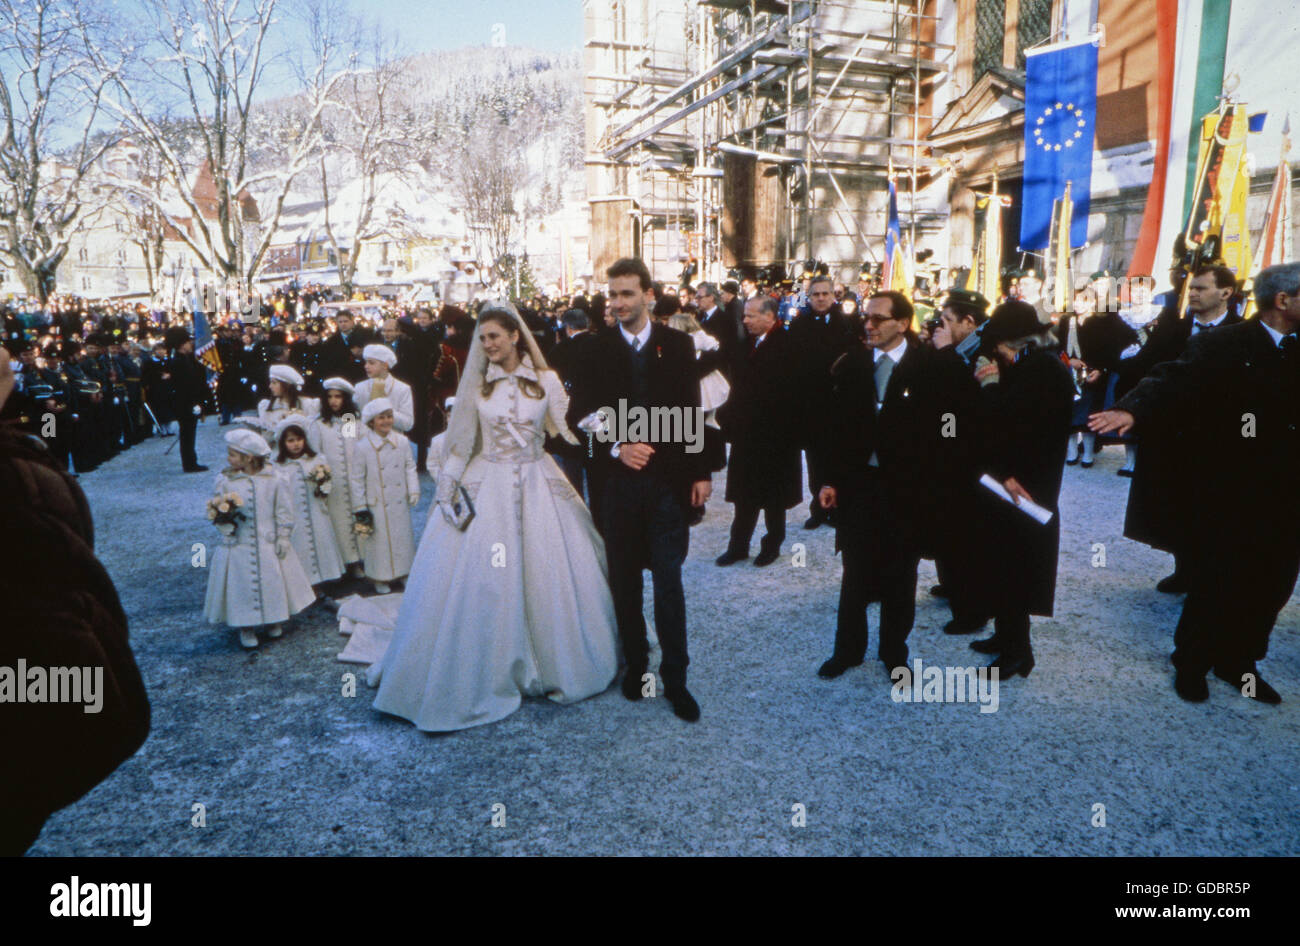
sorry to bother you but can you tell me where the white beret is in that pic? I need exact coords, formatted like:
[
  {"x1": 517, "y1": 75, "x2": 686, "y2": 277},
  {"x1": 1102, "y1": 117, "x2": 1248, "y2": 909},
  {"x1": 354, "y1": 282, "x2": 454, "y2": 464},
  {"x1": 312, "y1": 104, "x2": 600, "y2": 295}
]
[
  {"x1": 269, "y1": 364, "x2": 304, "y2": 387},
  {"x1": 322, "y1": 377, "x2": 355, "y2": 395},
  {"x1": 362, "y1": 343, "x2": 397, "y2": 368},
  {"x1": 225, "y1": 428, "x2": 271, "y2": 458},
  {"x1": 273, "y1": 413, "x2": 311, "y2": 442},
  {"x1": 361, "y1": 397, "x2": 394, "y2": 424}
]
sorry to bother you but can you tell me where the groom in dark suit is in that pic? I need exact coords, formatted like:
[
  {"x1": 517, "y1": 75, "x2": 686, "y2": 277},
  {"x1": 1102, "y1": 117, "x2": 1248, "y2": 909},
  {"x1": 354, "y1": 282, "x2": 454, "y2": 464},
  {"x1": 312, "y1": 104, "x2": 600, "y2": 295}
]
[{"x1": 570, "y1": 257, "x2": 713, "y2": 722}]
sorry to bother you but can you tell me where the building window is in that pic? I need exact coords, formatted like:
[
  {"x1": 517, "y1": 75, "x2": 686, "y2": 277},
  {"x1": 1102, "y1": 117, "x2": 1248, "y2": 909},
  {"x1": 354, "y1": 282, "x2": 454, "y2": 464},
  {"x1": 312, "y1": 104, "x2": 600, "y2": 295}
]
[
  {"x1": 81, "y1": 276, "x2": 92, "y2": 290},
  {"x1": 1016, "y1": 0, "x2": 1054, "y2": 69},
  {"x1": 79, "y1": 247, "x2": 88, "y2": 262},
  {"x1": 974, "y1": 0, "x2": 1007, "y2": 80}
]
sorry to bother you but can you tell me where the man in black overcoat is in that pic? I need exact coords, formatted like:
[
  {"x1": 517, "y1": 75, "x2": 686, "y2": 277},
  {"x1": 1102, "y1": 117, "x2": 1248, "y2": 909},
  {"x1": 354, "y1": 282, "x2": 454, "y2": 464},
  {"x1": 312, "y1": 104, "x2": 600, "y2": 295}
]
[
  {"x1": 1091, "y1": 262, "x2": 1300, "y2": 705},
  {"x1": 320, "y1": 310, "x2": 369, "y2": 383},
  {"x1": 165, "y1": 327, "x2": 210, "y2": 473},
  {"x1": 215, "y1": 324, "x2": 245, "y2": 423},
  {"x1": 694, "y1": 282, "x2": 741, "y2": 378},
  {"x1": 816, "y1": 291, "x2": 978, "y2": 679},
  {"x1": 403, "y1": 308, "x2": 444, "y2": 471},
  {"x1": 1117, "y1": 264, "x2": 1241, "y2": 592},
  {"x1": 714, "y1": 295, "x2": 801, "y2": 567},
  {"x1": 720, "y1": 280, "x2": 747, "y2": 344},
  {"x1": 568, "y1": 257, "x2": 713, "y2": 722},
  {"x1": 787, "y1": 274, "x2": 855, "y2": 530}
]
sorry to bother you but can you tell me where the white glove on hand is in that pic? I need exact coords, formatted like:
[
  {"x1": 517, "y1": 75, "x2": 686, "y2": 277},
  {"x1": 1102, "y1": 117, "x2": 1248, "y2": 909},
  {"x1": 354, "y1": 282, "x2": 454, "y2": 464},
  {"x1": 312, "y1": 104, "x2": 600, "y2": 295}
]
[
  {"x1": 275, "y1": 537, "x2": 291, "y2": 559},
  {"x1": 434, "y1": 474, "x2": 457, "y2": 505},
  {"x1": 408, "y1": 493, "x2": 420, "y2": 506}
]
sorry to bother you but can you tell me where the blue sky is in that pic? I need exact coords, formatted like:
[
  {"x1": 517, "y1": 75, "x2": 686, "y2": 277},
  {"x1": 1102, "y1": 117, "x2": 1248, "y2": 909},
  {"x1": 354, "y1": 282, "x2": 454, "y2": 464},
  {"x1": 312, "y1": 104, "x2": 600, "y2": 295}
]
[{"x1": 351, "y1": 0, "x2": 582, "y2": 55}]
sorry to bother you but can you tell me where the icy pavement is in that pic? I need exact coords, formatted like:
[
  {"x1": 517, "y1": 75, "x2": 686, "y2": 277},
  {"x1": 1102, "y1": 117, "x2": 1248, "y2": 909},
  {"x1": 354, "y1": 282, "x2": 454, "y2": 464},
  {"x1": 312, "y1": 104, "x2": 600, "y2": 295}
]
[{"x1": 26, "y1": 419, "x2": 1300, "y2": 855}]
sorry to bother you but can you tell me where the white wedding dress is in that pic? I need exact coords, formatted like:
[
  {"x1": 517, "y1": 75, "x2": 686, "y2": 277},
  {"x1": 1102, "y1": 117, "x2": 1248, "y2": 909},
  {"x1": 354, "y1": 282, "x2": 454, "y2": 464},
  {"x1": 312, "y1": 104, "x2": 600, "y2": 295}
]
[{"x1": 362, "y1": 348, "x2": 619, "y2": 732}]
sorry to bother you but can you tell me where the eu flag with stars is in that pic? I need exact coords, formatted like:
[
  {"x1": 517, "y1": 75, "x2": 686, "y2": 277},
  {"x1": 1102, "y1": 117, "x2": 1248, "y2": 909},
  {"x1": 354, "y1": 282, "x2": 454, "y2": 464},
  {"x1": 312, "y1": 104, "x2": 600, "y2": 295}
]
[{"x1": 1019, "y1": 38, "x2": 1098, "y2": 251}]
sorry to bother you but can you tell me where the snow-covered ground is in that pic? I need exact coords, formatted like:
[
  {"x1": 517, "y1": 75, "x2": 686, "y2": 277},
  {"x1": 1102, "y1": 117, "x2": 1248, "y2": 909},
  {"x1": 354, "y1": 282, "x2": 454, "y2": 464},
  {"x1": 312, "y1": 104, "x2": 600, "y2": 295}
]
[{"x1": 26, "y1": 419, "x2": 1300, "y2": 856}]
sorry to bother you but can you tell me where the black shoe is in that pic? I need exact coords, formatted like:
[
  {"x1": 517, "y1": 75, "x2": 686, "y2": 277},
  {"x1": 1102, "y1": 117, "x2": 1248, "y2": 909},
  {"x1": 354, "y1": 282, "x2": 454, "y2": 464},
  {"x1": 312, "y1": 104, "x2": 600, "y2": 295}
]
[
  {"x1": 1065, "y1": 456, "x2": 1079, "y2": 466},
  {"x1": 1080, "y1": 460, "x2": 1094, "y2": 468},
  {"x1": 970, "y1": 635, "x2": 1003, "y2": 654},
  {"x1": 944, "y1": 618, "x2": 986, "y2": 635},
  {"x1": 715, "y1": 550, "x2": 748, "y2": 566},
  {"x1": 622, "y1": 669, "x2": 647, "y2": 701},
  {"x1": 988, "y1": 654, "x2": 1034, "y2": 678},
  {"x1": 183, "y1": 464, "x2": 210, "y2": 473},
  {"x1": 1174, "y1": 670, "x2": 1209, "y2": 702},
  {"x1": 802, "y1": 516, "x2": 825, "y2": 530},
  {"x1": 1214, "y1": 667, "x2": 1282, "y2": 704},
  {"x1": 929, "y1": 584, "x2": 948, "y2": 598},
  {"x1": 817, "y1": 656, "x2": 862, "y2": 679},
  {"x1": 1117, "y1": 468, "x2": 1134, "y2": 478},
  {"x1": 1155, "y1": 572, "x2": 1189, "y2": 593},
  {"x1": 664, "y1": 686, "x2": 700, "y2": 722},
  {"x1": 753, "y1": 548, "x2": 779, "y2": 567},
  {"x1": 879, "y1": 657, "x2": 907, "y2": 679}
]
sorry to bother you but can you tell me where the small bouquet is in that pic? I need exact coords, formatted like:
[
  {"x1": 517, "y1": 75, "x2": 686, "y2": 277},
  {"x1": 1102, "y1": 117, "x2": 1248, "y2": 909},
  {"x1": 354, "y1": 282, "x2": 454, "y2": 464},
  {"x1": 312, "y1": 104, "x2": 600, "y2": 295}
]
[
  {"x1": 353, "y1": 509, "x2": 375, "y2": 536},
  {"x1": 206, "y1": 492, "x2": 247, "y2": 537},
  {"x1": 577, "y1": 409, "x2": 611, "y2": 459},
  {"x1": 308, "y1": 463, "x2": 332, "y2": 498}
]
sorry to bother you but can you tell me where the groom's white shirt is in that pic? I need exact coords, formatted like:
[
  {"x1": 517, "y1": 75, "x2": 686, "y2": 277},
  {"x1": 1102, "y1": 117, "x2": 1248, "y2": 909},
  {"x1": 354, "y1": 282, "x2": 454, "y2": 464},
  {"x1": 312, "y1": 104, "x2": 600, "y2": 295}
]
[{"x1": 620, "y1": 320, "x2": 652, "y2": 351}]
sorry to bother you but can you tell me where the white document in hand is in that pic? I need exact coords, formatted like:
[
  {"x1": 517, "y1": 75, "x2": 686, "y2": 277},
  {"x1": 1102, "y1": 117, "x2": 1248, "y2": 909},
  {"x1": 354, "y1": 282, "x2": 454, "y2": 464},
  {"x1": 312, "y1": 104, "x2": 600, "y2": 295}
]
[{"x1": 979, "y1": 474, "x2": 1054, "y2": 525}]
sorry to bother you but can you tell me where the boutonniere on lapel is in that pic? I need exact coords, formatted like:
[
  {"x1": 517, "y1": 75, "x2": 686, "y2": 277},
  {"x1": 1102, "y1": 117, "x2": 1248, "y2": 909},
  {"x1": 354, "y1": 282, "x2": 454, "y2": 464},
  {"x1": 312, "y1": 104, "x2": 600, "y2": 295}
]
[
  {"x1": 902, "y1": 387, "x2": 911, "y2": 398},
  {"x1": 656, "y1": 345, "x2": 662, "y2": 359}
]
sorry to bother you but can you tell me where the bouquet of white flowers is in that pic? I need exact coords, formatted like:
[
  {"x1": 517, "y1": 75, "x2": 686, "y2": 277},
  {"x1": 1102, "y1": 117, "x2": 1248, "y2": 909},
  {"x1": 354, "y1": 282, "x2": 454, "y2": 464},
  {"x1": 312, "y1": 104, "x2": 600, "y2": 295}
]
[
  {"x1": 308, "y1": 463, "x2": 332, "y2": 498},
  {"x1": 206, "y1": 492, "x2": 246, "y2": 537}
]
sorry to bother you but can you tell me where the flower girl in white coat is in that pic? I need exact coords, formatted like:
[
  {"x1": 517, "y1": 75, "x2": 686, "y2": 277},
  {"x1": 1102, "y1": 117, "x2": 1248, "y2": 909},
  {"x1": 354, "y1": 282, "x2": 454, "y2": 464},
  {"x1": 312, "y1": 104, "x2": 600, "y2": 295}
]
[
  {"x1": 256, "y1": 364, "x2": 320, "y2": 444},
  {"x1": 349, "y1": 397, "x2": 418, "y2": 594},
  {"x1": 204, "y1": 429, "x2": 316, "y2": 649},
  {"x1": 308, "y1": 378, "x2": 365, "y2": 579},
  {"x1": 274, "y1": 415, "x2": 345, "y2": 596}
]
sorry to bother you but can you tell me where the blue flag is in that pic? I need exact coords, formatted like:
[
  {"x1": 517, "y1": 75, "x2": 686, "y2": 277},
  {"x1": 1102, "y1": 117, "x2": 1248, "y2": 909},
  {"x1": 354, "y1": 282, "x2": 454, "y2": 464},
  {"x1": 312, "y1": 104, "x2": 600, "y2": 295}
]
[
  {"x1": 192, "y1": 307, "x2": 221, "y2": 373},
  {"x1": 1019, "y1": 39, "x2": 1098, "y2": 251},
  {"x1": 881, "y1": 179, "x2": 909, "y2": 296}
]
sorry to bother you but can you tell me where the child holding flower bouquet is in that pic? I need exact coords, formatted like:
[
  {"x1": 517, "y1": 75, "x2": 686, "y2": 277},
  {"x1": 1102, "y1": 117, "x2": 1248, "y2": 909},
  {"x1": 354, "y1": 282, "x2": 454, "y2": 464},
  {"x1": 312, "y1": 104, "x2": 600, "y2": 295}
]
[
  {"x1": 349, "y1": 397, "x2": 419, "y2": 594},
  {"x1": 274, "y1": 415, "x2": 345, "y2": 595},
  {"x1": 203, "y1": 429, "x2": 317, "y2": 649},
  {"x1": 308, "y1": 378, "x2": 365, "y2": 579}
]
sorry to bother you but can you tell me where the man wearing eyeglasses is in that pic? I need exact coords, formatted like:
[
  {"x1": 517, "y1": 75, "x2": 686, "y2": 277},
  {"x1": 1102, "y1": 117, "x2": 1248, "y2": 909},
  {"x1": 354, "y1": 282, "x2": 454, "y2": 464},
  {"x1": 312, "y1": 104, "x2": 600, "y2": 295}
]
[{"x1": 815, "y1": 291, "x2": 979, "y2": 681}]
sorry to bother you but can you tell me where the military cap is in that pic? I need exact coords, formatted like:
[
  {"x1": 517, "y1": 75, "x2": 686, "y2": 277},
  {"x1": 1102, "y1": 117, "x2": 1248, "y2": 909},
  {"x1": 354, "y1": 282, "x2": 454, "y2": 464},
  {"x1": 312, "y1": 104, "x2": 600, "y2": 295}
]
[{"x1": 941, "y1": 287, "x2": 990, "y2": 313}]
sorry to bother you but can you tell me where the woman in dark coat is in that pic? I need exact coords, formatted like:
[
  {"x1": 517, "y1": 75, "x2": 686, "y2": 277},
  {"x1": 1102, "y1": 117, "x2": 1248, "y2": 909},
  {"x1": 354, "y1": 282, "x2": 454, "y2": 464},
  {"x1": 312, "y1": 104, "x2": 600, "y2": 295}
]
[
  {"x1": 1054, "y1": 288, "x2": 1137, "y2": 467},
  {"x1": 971, "y1": 301, "x2": 1076, "y2": 676}
]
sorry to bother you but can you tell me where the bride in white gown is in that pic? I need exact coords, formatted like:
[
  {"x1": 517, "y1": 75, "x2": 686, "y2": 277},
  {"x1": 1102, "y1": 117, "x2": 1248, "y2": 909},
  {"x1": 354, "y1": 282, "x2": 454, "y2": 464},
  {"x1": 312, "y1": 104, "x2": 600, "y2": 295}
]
[{"x1": 364, "y1": 302, "x2": 619, "y2": 731}]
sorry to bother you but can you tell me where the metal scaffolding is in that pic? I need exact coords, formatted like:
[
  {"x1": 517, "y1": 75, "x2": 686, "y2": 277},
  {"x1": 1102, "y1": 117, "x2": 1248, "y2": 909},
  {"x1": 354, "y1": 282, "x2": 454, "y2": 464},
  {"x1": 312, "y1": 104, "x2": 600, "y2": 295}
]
[{"x1": 584, "y1": 0, "x2": 952, "y2": 283}]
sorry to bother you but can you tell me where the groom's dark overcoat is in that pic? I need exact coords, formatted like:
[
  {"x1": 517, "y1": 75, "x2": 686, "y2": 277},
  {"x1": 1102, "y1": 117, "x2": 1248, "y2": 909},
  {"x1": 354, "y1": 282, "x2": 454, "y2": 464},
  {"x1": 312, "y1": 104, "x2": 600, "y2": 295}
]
[{"x1": 567, "y1": 320, "x2": 711, "y2": 690}]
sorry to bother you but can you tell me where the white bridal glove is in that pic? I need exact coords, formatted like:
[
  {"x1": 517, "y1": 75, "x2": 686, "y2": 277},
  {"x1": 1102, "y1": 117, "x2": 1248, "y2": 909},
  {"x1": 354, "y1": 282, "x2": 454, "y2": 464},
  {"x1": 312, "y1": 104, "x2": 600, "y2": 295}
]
[{"x1": 275, "y1": 536, "x2": 291, "y2": 559}]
